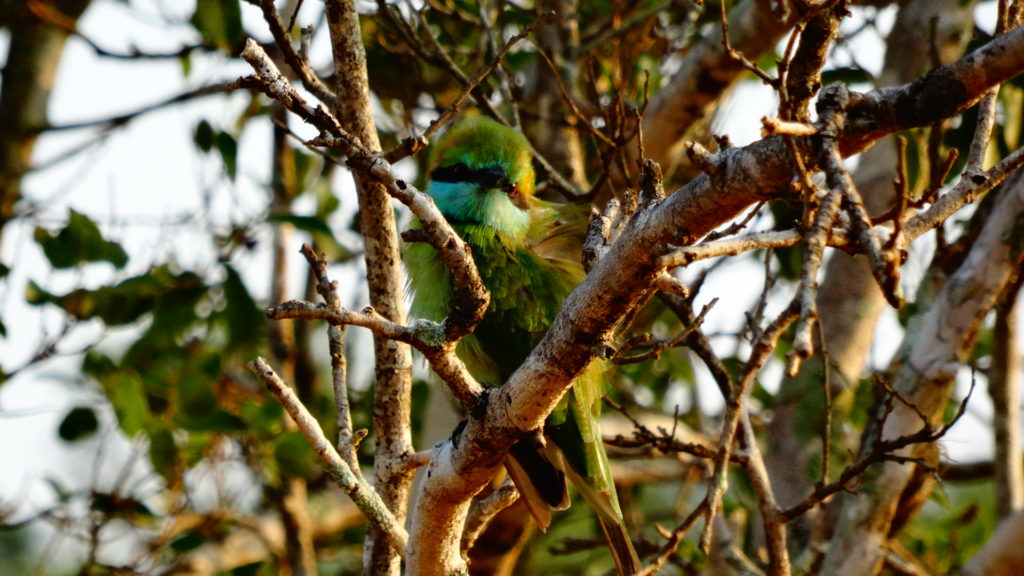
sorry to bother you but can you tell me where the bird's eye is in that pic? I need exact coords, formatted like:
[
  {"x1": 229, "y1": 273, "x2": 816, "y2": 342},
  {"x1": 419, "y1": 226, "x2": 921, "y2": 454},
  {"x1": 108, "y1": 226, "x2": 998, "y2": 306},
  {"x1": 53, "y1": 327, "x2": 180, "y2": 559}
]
[{"x1": 505, "y1": 182, "x2": 529, "y2": 209}]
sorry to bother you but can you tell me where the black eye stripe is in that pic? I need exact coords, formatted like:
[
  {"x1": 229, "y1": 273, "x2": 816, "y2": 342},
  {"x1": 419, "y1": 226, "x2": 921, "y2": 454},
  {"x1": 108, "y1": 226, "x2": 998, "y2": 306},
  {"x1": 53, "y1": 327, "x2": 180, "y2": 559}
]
[{"x1": 430, "y1": 162, "x2": 507, "y2": 187}]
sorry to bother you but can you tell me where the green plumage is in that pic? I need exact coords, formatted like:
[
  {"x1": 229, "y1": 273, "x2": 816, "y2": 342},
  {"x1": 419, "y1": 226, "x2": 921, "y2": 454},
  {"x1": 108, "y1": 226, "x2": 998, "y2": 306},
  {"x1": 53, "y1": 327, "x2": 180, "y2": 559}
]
[
  {"x1": 406, "y1": 216, "x2": 581, "y2": 386},
  {"x1": 405, "y1": 116, "x2": 639, "y2": 574}
]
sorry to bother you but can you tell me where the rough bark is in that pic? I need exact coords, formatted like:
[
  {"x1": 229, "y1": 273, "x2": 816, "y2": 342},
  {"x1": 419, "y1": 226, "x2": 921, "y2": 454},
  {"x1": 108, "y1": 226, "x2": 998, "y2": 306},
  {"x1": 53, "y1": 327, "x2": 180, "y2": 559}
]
[{"x1": 325, "y1": 2, "x2": 415, "y2": 574}]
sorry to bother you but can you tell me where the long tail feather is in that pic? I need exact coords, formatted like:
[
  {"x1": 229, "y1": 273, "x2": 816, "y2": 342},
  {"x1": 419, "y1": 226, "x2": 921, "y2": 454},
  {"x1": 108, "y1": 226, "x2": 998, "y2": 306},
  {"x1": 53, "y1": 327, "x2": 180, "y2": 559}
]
[
  {"x1": 561, "y1": 455, "x2": 642, "y2": 575},
  {"x1": 504, "y1": 432, "x2": 569, "y2": 532},
  {"x1": 548, "y1": 364, "x2": 642, "y2": 575},
  {"x1": 598, "y1": 513, "x2": 643, "y2": 576}
]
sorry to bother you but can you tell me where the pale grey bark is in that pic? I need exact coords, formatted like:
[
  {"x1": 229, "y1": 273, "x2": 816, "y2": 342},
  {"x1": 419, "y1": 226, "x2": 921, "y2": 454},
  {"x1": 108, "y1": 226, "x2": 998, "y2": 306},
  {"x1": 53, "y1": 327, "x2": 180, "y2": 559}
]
[
  {"x1": 324, "y1": 3, "x2": 416, "y2": 574},
  {"x1": 822, "y1": 170, "x2": 1024, "y2": 575}
]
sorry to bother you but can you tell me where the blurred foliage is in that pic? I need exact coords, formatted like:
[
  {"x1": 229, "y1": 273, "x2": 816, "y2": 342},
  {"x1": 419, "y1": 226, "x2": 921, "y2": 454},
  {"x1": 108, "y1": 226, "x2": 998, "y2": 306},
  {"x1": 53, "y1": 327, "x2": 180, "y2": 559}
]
[
  {"x1": 33, "y1": 209, "x2": 128, "y2": 270},
  {"x1": 901, "y1": 481, "x2": 998, "y2": 573}
]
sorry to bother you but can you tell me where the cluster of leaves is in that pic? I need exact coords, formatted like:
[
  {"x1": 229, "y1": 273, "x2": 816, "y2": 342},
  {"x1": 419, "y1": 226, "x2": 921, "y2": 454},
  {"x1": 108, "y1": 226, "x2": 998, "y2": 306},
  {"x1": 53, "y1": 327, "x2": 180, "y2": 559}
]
[{"x1": 28, "y1": 209, "x2": 290, "y2": 473}]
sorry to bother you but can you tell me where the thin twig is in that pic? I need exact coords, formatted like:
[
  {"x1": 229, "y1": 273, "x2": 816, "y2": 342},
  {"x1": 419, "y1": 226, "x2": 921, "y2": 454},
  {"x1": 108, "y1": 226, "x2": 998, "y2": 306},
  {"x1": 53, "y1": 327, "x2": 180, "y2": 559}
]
[
  {"x1": 636, "y1": 498, "x2": 710, "y2": 576},
  {"x1": 267, "y1": 299, "x2": 485, "y2": 409},
  {"x1": 248, "y1": 358, "x2": 409, "y2": 553},
  {"x1": 701, "y1": 302, "x2": 800, "y2": 552},
  {"x1": 240, "y1": 39, "x2": 491, "y2": 369},
  {"x1": 718, "y1": 0, "x2": 776, "y2": 86},
  {"x1": 385, "y1": 13, "x2": 544, "y2": 162},
  {"x1": 779, "y1": 379, "x2": 977, "y2": 521},
  {"x1": 257, "y1": 0, "x2": 335, "y2": 104},
  {"x1": 739, "y1": 411, "x2": 790, "y2": 575},
  {"x1": 299, "y1": 244, "x2": 361, "y2": 472},
  {"x1": 460, "y1": 480, "x2": 520, "y2": 555},
  {"x1": 613, "y1": 298, "x2": 716, "y2": 364}
]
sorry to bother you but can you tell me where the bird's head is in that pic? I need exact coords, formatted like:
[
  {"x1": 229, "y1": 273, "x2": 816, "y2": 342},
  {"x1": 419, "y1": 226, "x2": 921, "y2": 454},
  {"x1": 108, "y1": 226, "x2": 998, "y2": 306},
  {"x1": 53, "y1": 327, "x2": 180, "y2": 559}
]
[{"x1": 427, "y1": 116, "x2": 535, "y2": 240}]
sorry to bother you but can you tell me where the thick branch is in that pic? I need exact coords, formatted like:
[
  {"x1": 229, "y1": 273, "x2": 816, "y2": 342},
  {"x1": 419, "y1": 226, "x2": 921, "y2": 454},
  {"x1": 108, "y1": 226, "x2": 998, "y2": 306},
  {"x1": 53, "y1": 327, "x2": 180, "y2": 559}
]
[
  {"x1": 244, "y1": 24, "x2": 1024, "y2": 574},
  {"x1": 419, "y1": 26, "x2": 1024, "y2": 574},
  {"x1": 321, "y1": 3, "x2": 416, "y2": 573}
]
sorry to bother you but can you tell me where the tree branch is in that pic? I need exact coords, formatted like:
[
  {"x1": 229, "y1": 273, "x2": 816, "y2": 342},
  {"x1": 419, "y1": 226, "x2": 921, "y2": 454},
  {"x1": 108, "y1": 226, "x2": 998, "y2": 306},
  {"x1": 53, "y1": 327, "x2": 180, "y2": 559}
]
[
  {"x1": 822, "y1": 168, "x2": 1024, "y2": 575},
  {"x1": 247, "y1": 358, "x2": 409, "y2": 554}
]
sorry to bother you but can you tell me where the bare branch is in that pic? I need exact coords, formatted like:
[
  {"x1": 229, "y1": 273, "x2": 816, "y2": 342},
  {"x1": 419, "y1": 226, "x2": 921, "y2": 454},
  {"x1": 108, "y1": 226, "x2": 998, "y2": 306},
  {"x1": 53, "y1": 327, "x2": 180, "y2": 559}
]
[
  {"x1": 739, "y1": 411, "x2": 789, "y2": 575},
  {"x1": 822, "y1": 168, "x2": 1024, "y2": 573},
  {"x1": 266, "y1": 300, "x2": 484, "y2": 408},
  {"x1": 460, "y1": 481, "x2": 520, "y2": 555},
  {"x1": 247, "y1": 358, "x2": 409, "y2": 553},
  {"x1": 299, "y1": 244, "x2": 360, "y2": 472},
  {"x1": 702, "y1": 302, "x2": 799, "y2": 552},
  {"x1": 256, "y1": 0, "x2": 335, "y2": 105},
  {"x1": 241, "y1": 38, "x2": 489, "y2": 357}
]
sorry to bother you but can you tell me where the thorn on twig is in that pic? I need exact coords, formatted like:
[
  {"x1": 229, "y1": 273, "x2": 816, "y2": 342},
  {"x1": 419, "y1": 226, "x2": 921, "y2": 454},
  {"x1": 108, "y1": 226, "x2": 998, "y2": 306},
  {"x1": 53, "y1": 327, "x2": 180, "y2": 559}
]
[
  {"x1": 384, "y1": 134, "x2": 430, "y2": 164},
  {"x1": 583, "y1": 207, "x2": 611, "y2": 272},
  {"x1": 584, "y1": 197, "x2": 628, "y2": 271}
]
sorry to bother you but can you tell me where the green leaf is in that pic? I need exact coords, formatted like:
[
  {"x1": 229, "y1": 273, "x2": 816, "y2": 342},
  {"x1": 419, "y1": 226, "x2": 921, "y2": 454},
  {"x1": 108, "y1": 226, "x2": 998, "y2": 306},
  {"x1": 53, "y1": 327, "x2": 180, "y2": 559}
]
[
  {"x1": 27, "y1": 268, "x2": 205, "y2": 326},
  {"x1": 175, "y1": 363, "x2": 246, "y2": 433},
  {"x1": 266, "y1": 212, "x2": 356, "y2": 262},
  {"x1": 190, "y1": 0, "x2": 244, "y2": 53},
  {"x1": 148, "y1": 426, "x2": 179, "y2": 484},
  {"x1": 106, "y1": 374, "x2": 148, "y2": 436},
  {"x1": 215, "y1": 131, "x2": 238, "y2": 180},
  {"x1": 266, "y1": 213, "x2": 336, "y2": 237},
  {"x1": 230, "y1": 561, "x2": 270, "y2": 576},
  {"x1": 43, "y1": 477, "x2": 73, "y2": 503},
  {"x1": 274, "y1": 430, "x2": 315, "y2": 479},
  {"x1": 194, "y1": 120, "x2": 215, "y2": 152},
  {"x1": 240, "y1": 396, "x2": 283, "y2": 431},
  {"x1": 179, "y1": 51, "x2": 193, "y2": 77},
  {"x1": 33, "y1": 209, "x2": 128, "y2": 269},
  {"x1": 293, "y1": 148, "x2": 318, "y2": 193},
  {"x1": 820, "y1": 66, "x2": 870, "y2": 86},
  {"x1": 90, "y1": 492, "x2": 154, "y2": 519},
  {"x1": 170, "y1": 530, "x2": 206, "y2": 553},
  {"x1": 222, "y1": 264, "x2": 264, "y2": 350},
  {"x1": 58, "y1": 406, "x2": 99, "y2": 442}
]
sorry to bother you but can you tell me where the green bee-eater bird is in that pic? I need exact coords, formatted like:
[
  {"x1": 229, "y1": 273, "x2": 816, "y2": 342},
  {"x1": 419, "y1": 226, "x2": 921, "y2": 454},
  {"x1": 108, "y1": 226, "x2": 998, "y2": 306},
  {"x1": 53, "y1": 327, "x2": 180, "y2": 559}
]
[{"x1": 405, "y1": 116, "x2": 641, "y2": 574}]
